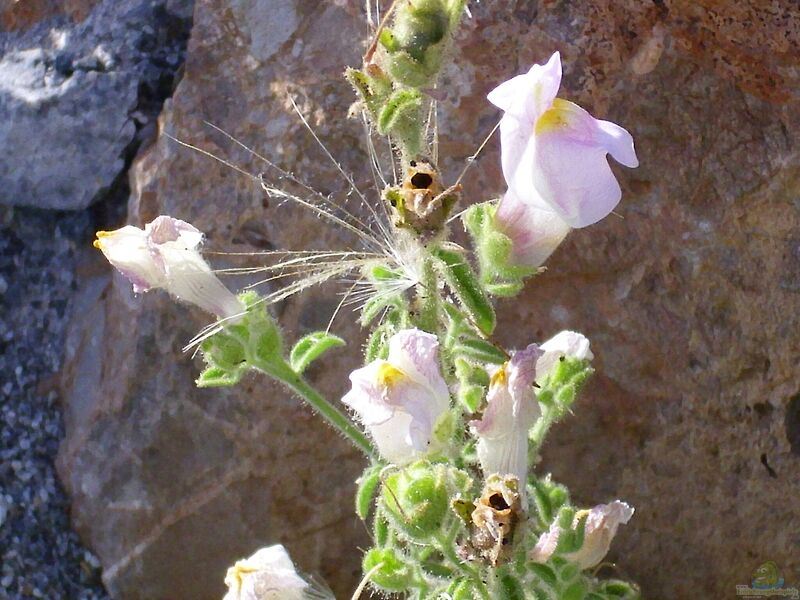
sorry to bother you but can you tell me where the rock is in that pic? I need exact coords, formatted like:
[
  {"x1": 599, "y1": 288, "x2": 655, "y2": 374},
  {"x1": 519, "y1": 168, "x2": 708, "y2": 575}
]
[
  {"x1": 58, "y1": 1, "x2": 800, "y2": 599},
  {"x1": 0, "y1": 0, "x2": 193, "y2": 210}
]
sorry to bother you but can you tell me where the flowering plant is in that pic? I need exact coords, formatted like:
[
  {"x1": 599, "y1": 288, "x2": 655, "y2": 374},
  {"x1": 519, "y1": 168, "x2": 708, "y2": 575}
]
[{"x1": 96, "y1": 2, "x2": 641, "y2": 598}]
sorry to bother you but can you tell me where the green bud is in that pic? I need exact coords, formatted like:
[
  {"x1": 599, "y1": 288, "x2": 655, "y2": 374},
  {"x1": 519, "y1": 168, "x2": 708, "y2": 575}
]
[
  {"x1": 382, "y1": 461, "x2": 449, "y2": 539},
  {"x1": 378, "y1": 88, "x2": 424, "y2": 157},
  {"x1": 363, "y1": 547, "x2": 414, "y2": 591},
  {"x1": 562, "y1": 579, "x2": 589, "y2": 600}
]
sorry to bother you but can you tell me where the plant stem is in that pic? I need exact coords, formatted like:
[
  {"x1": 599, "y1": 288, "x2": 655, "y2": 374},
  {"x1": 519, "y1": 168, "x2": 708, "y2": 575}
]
[{"x1": 251, "y1": 359, "x2": 377, "y2": 459}]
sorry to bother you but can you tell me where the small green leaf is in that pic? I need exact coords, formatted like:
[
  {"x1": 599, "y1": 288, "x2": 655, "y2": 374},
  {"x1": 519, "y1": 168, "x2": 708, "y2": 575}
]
[
  {"x1": 196, "y1": 366, "x2": 244, "y2": 388},
  {"x1": 432, "y1": 247, "x2": 496, "y2": 335},
  {"x1": 452, "y1": 336, "x2": 507, "y2": 364},
  {"x1": 289, "y1": 332, "x2": 345, "y2": 374},
  {"x1": 355, "y1": 464, "x2": 382, "y2": 520},
  {"x1": 528, "y1": 563, "x2": 558, "y2": 588}
]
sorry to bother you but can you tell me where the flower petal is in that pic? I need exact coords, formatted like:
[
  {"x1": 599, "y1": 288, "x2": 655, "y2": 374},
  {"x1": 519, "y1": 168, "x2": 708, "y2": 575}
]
[
  {"x1": 472, "y1": 344, "x2": 542, "y2": 493},
  {"x1": 387, "y1": 328, "x2": 450, "y2": 414},
  {"x1": 532, "y1": 99, "x2": 637, "y2": 227},
  {"x1": 488, "y1": 51, "x2": 562, "y2": 122},
  {"x1": 566, "y1": 501, "x2": 634, "y2": 569},
  {"x1": 223, "y1": 545, "x2": 309, "y2": 600},
  {"x1": 94, "y1": 225, "x2": 166, "y2": 293},
  {"x1": 536, "y1": 330, "x2": 593, "y2": 378},
  {"x1": 495, "y1": 190, "x2": 571, "y2": 267}
]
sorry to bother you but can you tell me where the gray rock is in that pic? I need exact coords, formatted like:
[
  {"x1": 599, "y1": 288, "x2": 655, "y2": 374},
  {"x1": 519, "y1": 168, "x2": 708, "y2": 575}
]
[{"x1": 0, "y1": 0, "x2": 193, "y2": 210}]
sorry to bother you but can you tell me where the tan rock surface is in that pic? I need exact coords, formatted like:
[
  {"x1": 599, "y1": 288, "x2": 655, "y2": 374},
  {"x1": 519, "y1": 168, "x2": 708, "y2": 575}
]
[{"x1": 59, "y1": 0, "x2": 800, "y2": 598}]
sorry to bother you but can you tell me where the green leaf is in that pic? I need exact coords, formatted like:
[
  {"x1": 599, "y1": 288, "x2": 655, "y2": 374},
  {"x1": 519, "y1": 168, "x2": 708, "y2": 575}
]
[
  {"x1": 196, "y1": 366, "x2": 244, "y2": 388},
  {"x1": 355, "y1": 464, "x2": 382, "y2": 520},
  {"x1": 452, "y1": 336, "x2": 507, "y2": 364},
  {"x1": 289, "y1": 331, "x2": 345, "y2": 374},
  {"x1": 432, "y1": 247, "x2": 496, "y2": 335}
]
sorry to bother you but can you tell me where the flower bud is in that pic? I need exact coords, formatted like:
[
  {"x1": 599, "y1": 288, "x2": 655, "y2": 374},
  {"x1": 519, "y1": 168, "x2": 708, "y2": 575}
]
[
  {"x1": 362, "y1": 547, "x2": 415, "y2": 591},
  {"x1": 382, "y1": 461, "x2": 449, "y2": 539}
]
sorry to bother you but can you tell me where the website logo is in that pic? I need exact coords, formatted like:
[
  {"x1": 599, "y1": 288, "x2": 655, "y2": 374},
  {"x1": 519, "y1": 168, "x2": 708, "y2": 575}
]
[{"x1": 736, "y1": 562, "x2": 799, "y2": 599}]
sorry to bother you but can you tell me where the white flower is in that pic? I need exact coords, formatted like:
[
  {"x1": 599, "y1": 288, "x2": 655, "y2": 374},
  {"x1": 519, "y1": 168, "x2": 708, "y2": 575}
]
[
  {"x1": 470, "y1": 344, "x2": 542, "y2": 496},
  {"x1": 223, "y1": 545, "x2": 309, "y2": 600},
  {"x1": 494, "y1": 189, "x2": 571, "y2": 268},
  {"x1": 342, "y1": 329, "x2": 450, "y2": 464},
  {"x1": 488, "y1": 51, "x2": 638, "y2": 229},
  {"x1": 530, "y1": 501, "x2": 634, "y2": 569},
  {"x1": 536, "y1": 330, "x2": 593, "y2": 379},
  {"x1": 94, "y1": 215, "x2": 244, "y2": 320}
]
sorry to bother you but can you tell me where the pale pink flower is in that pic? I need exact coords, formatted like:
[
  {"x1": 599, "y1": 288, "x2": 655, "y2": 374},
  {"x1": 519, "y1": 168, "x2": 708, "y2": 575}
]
[
  {"x1": 223, "y1": 545, "x2": 310, "y2": 600},
  {"x1": 530, "y1": 501, "x2": 634, "y2": 569},
  {"x1": 342, "y1": 329, "x2": 450, "y2": 464},
  {"x1": 471, "y1": 344, "x2": 542, "y2": 491},
  {"x1": 94, "y1": 216, "x2": 244, "y2": 320},
  {"x1": 536, "y1": 330, "x2": 593, "y2": 379},
  {"x1": 488, "y1": 51, "x2": 638, "y2": 229}
]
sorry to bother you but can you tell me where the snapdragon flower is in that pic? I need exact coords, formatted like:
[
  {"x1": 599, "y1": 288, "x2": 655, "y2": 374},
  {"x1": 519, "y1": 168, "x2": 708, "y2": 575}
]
[
  {"x1": 94, "y1": 215, "x2": 244, "y2": 320},
  {"x1": 536, "y1": 330, "x2": 593, "y2": 379},
  {"x1": 342, "y1": 329, "x2": 450, "y2": 464},
  {"x1": 470, "y1": 344, "x2": 542, "y2": 492},
  {"x1": 487, "y1": 51, "x2": 638, "y2": 231},
  {"x1": 223, "y1": 545, "x2": 313, "y2": 600},
  {"x1": 530, "y1": 501, "x2": 634, "y2": 569}
]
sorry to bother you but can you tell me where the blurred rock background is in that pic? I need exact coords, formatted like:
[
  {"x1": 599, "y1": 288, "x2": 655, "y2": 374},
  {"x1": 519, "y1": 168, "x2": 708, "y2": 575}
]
[{"x1": 1, "y1": 0, "x2": 798, "y2": 599}]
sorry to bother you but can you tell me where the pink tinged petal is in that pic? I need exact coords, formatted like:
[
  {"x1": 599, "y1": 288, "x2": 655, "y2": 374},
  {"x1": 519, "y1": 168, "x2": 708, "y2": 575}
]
[
  {"x1": 530, "y1": 520, "x2": 561, "y2": 564},
  {"x1": 495, "y1": 190, "x2": 571, "y2": 267},
  {"x1": 487, "y1": 51, "x2": 562, "y2": 123},
  {"x1": 536, "y1": 330, "x2": 593, "y2": 379},
  {"x1": 565, "y1": 501, "x2": 634, "y2": 569},
  {"x1": 155, "y1": 241, "x2": 244, "y2": 320},
  {"x1": 471, "y1": 344, "x2": 542, "y2": 492},
  {"x1": 145, "y1": 215, "x2": 203, "y2": 248},
  {"x1": 387, "y1": 328, "x2": 450, "y2": 415},
  {"x1": 94, "y1": 226, "x2": 167, "y2": 293},
  {"x1": 342, "y1": 361, "x2": 396, "y2": 425},
  {"x1": 531, "y1": 99, "x2": 638, "y2": 228},
  {"x1": 223, "y1": 545, "x2": 309, "y2": 600}
]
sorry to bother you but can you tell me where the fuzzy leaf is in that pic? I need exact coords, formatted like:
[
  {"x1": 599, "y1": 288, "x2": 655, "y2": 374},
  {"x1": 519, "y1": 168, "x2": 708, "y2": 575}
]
[
  {"x1": 433, "y1": 247, "x2": 496, "y2": 335},
  {"x1": 196, "y1": 366, "x2": 244, "y2": 388},
  {"x1": 452, "y1": 336, "x2": 507, "y2": 364},
  {"x1": 355, "y1": 464, "x2": 382, "y2": 520},
  {"x1": 289, "y1": 332, "x2": 345, "y2": 374}
]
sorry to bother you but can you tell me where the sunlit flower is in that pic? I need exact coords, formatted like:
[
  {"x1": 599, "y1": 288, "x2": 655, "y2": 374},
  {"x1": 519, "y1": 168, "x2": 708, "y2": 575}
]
[
  {"x1": 536, "y1": 330, "x2": 593, "y2": 379},
  {"x1": 342, "y1": 329, "x2": 450, "y2": 464},
  {"x1": 471, "y1": 344, "x2": 542, "y2": 493},
  {"x1": 494, "y1": 189, "x2": 571, "y2": 268},
  {"x1": 530, "y1": 501, "x2": 634, "y2": 569},
  {"x1": 488, "y1": 51, "x2": 638, "y2": 229},
  {"x1": 94, "y1": 215, "x2": 244, "y2": 320},
  {"x1": 223, "y1": 545, "x2": 309, "y2": 600}
]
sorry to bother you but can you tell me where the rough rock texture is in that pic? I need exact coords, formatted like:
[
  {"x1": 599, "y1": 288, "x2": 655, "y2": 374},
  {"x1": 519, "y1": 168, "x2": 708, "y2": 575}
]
[
  {"x1": 0, "y1": 0, "x2": 193, "y2": 209},
  {"x1": 57, "y1": 0, "x2": 800, "y2": 599}
]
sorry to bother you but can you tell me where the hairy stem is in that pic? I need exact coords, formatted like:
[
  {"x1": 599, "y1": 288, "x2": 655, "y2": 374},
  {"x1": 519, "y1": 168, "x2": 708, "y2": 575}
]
[{"x1": 250, "y1": 359, "x2": 376, "y2": 458}]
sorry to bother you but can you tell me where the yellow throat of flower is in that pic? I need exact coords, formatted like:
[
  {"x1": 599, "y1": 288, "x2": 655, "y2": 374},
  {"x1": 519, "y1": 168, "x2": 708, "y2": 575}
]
[
  {"x1": 226, "y1": 562, "x2": 258, "y2": 591},
  {"x1": 377, "y1": 362, "x2": 406, "y2": 388},
  {"x1": 490, "y1": 363, "x2": 508, "y2": 387},
  {"x1": 535, "y1": 98, "x2": 573, "y2": 135}
]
